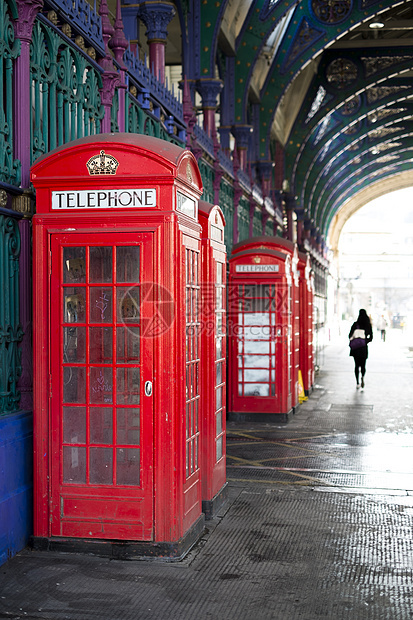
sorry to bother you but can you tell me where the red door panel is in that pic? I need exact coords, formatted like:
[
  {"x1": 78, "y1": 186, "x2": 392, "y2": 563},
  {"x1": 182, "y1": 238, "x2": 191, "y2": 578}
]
[
  {"x1": 230, "y1": 281, "x2": 291, "y2": 414},
  {"x1": 50, "y1": 233, "x2": 154, "y2": 540}
]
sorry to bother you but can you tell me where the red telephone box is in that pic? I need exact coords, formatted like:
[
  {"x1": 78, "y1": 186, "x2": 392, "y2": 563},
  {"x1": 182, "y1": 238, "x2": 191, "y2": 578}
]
[
  {"x1": 31, "y1": 134, "x2": 205, "y2": 558},
  {"x1": 228, "y1": 245, "x2": 293, "y2": 422},
  {"x1": 198, "y1": 201, "x2": 227, "y2": 518},
  {"x1": 231, "y1": 236, "x2": 300, "y2": 409},
  {"x1": 298, "y1": 251, "x2": 314, "y2": 394}
]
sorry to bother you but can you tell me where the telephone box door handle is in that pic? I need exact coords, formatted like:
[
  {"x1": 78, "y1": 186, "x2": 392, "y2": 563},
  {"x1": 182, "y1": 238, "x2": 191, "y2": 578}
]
[{"x1": 144, "y1": 381, "x2": 153, "y2": 397}]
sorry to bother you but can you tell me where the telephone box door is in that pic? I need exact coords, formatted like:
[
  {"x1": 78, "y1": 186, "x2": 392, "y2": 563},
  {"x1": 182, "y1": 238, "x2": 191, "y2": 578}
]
[
  {"x1": 232, "y1": 282, "x2": 287, "y2": 413},
  {"x1": 50, "y1": 232, "x2": 154, "y2": 540}
]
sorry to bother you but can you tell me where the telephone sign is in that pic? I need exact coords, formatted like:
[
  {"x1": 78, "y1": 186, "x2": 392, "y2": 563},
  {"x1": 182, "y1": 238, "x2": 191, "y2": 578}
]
[{"x1": 52, "y1": 188, "x2": 157, "y2": 210}]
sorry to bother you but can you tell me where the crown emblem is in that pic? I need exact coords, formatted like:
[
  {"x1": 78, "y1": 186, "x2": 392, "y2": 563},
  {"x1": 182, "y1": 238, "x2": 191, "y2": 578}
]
[
  {"x1": 86, "y1": 150, "x2": 119, "y2": 175},
  {"x1": 186, "y1": 162, "x2": 193, "y2": 183}
]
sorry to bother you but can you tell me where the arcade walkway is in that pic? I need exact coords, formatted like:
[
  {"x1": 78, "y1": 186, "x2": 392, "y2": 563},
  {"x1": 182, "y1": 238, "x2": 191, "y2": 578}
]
[{"x1": 1, "y1": 325, "x2": 413, "y2": 619}]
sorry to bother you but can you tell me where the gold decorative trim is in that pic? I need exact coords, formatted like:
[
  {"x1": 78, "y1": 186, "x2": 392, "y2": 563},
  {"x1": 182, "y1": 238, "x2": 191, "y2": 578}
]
[
  {"x1": 0, "y1": 190, "x2": 7, "y2": 208},
  {"x1": 86, "y1": 150, "x2": 119, "y2": 175},
  {"x1": 12, "y1": 191, "x2": 34, "y2": 217}
]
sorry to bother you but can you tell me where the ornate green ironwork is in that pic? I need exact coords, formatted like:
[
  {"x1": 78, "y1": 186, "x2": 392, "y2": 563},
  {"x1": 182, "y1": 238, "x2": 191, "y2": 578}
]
[
  {"x1": 126, "y1": 93, "x2": 184, "y2": 146},
  {"x1": 110, "y1": 89, "x2": 119, "y2": 133},
  {"x1": 265, "y1": 218, "x2": 274, "y2": 235},
  {"x1": 30, "y1": 20, "x2": 104, "y2": 163},
  {"x1": 0, "y1": 0, "x2": 20, "y2": 186},
  {"x1": 238, "y1": 198, "x2": 250, "y2": 242},
  {"x1": 0, "y1": 212, "x2": 23, "y2": 413},
  {"x1": 198, "y1": 159, "x2": 214, "y2": 204},
  {"x1": 252, "y1": 204, "x2": 263, "y2": 236},
  {"x1": 219, "y1": 179, "x2": 234, "y2": 254}
]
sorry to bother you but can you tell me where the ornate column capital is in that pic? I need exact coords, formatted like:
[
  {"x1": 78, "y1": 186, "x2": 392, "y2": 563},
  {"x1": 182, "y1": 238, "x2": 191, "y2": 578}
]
[
  {"x1": 231, "y1": 124, "x2": 253, "y2": 149},
  {"x1": 257, "y1": 160, "x2": 275, "y2": 181},
  {"x1": 139, "y1": 1, "x2": 176, "y2": 42},
  {"x1": 304, "y1": 218, "x2": 313, "y2": 231},
  {"x1": 283, "y1": 192, "x2": 296, "y2": 211},
  {"x1": 196, "y1": 78, "x2": 223, "y2": 109},
  {"x1": 232, "y1": 125, "x2": 253, "y2": 171},
  {"x1": 14, "y1": 0, "x2": 44, "y2": 41}
]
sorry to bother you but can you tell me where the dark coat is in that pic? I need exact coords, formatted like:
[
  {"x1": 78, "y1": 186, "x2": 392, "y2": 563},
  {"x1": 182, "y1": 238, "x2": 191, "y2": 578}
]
[{"x1": 348, "y1": 320, "x2": 373, "y2": 358}]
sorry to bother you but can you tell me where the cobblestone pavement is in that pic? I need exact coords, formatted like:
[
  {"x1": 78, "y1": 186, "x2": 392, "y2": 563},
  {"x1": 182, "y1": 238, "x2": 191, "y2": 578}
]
[{"x1": 1, "y1": 327, "x2": 413, "y2": 619}]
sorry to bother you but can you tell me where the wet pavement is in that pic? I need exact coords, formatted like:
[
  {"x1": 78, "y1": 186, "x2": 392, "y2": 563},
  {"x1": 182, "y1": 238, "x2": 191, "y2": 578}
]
[{"x1": 1, "y1": 326, "x2": 413, "y2": 619}]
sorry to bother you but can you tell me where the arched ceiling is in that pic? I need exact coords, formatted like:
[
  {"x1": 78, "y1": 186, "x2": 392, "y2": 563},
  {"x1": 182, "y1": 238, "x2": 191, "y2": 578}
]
[
  {"x1": 165, "y1": 0, "x2": 413, "y2": 245},
  {"x1": 328, "y1": 169, "x2": 413, "y2": 251}
]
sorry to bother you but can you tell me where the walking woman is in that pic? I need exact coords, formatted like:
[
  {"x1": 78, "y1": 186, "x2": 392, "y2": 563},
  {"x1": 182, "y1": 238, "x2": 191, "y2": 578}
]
[{"x1": 349, "y1": 309, "x2": 373, "y2": 389}]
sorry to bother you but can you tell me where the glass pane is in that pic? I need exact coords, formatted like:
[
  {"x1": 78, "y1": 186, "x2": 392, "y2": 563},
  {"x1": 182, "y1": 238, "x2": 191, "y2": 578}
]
[
  {"x1": 216, "y1": 287, "x2": 223, "y2": 310},
  {"x1": 216, "y1": 410, "x2": 222, "y2": 435},
  {"x1": 63, "y1": 407, "x2": 86, "y2": 443},
  {"x1": 63, "y1": 446, "x2": 86, "y2": 483},
  {"x1": 186, "y1": 403, "x2": 190, "y2": 439},
  {"x1": 194, "y1": 362, "x2": 199, "y2": 396},
  {"x1": 90, "y1": 408, "x2": 113, "y2": 444},
  {"x1": 117, "y1": 408, "x2": 140, "y2": 444},
  {"x1": 63, "y1": 327, "x2": 86, "y2": 362},
  {"x1": 245, "y1": 369, "x2": 269, "y2": 382},
  {"x1": 116, "y1": 247, "x2": 140, "y2": 282},
  {"x1": 216, "y1": 336, "x2": 223, "y2": 359},
  {"x1": 89, "y1": 247, "x2": 112, "y2": 283},
  {"x1": 216, "y1": 361, "x2": 222, "y2": 385},
  {"x1": 117, "y1": 287, "x2": 140, "y2": 322},
  {"x1": 193, "y1": 328, "x2": 199, "y2": 359},
  {"x1": 117, "y1": 326, "x2": 140, "y2": 363},
  {"x1": 216, "y1": 262, "x2": 223, "y2": 284},
  {"x1": 216, "y1": 313, "x2": 223, "y2": 335},
  {"x1": 244, "y1": 313, "x2": 270, "y2": 326},
  {"x1": 116, "y1": 448, "x2": 140, "y2": 485},
  {"x1": 195, "y1": 399, "x2": 199, "y2": 433},
  {"x1": 63, "y1": 247, "x2": 86, "y2": 283},
  {"x1": 243, "y1": 354, "x2": 270, "y2": 367},
  {"x1": 90, "y1": 367, "x2": 113, "y2": 404},
  {"x1": 194, "y1": 254, "x2": 198, "y2": 285},
  {"x1": 216, "y1": 436, "x2": 223, "y2": 461},
  {"x1": 90, "y1": 327, "x2": 113, "y2": 363},
  {"x1": 244, "y1": 341, "x2": 270, "y2": 354},
  {"x1": 216, "y1": 386, "x2": 222, "y2": 410},
  {"x1": 89, "y1": 447, "x2": 113, "y2": 485},
  {"x1": 63, "y1": 367, "x2": 86, "y2": 403},
  {"x1": 188, "y1": 401, "x2": 193, "y2": 435},
  {"x1": 90, "y1": 288, "x2": 112, "y2": 323},
  {"x1": 63, "y1": 289, "x2": 86, "y2": 323},
  {"x1": 116, "y1": 368, "x2": 140, "y2": 404},
  {"x1": 244, "y1": 383, "x2": 270, "y2": 396}
]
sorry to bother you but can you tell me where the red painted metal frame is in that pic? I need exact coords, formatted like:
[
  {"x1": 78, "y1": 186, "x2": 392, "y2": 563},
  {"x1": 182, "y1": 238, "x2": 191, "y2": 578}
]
[
  {"x1": 231, "y1": 236, "x2": 301, "y2": 409},
  {"x1": 31, "y1": 134, "x2": 204, "y2": 544},
  {"x1": 198, "y1": 201, "x2": 226, "y2": 507},
  {"x1": 228, "y1": 245, "x2": 293, "y2": 417},
  {"x1": 49, "y1": 232, "x2": 154, "y2": 540},
  {"x1": 298, "y1": 251, "x2": 315, "y2": 394}
]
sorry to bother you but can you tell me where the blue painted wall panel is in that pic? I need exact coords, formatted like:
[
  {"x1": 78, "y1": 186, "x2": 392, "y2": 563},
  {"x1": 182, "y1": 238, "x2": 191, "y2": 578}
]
[{"x1": 0, "y1": 411, "x2": 33, "y2": 566}]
